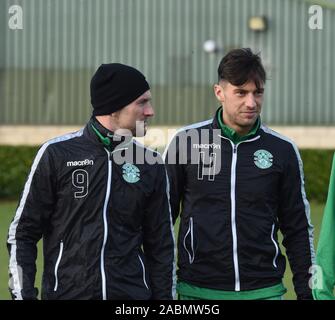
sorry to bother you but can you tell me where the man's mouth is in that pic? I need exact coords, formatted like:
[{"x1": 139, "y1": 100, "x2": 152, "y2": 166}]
[{"x1": 243, "y1": 112, "x2": 257, "y2": 117}]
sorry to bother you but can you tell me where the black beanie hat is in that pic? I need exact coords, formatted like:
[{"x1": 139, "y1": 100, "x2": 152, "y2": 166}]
[{"x1": 90, "y1": 63, "x2": 150, "y2": 116}]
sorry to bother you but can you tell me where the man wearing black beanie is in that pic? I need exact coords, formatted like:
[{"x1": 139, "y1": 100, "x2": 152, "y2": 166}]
[
  {"x1": 90, "y1": 63, "x2": 153, "y2": 137},
  {"x1": 91, "y1": 64, "x2": 150, "y2": 115},
  {"x1": 8, "y1": 63, "x2": 176, "y2": 300}
]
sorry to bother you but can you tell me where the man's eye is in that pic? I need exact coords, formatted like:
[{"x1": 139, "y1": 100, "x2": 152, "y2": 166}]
[{"x1": 236, "y1": 91, "x2": 245, "y2": 96}]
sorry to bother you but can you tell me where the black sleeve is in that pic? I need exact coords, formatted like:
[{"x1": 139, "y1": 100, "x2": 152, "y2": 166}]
[
  {"x1": 143, "y1": 161, "x2": 176, "y2": 300},
  {"x1": 163, "y1": 134, "x2": 185, "y2": 224},
  {"x1": 278, "y1": 144, "x2": 315, "y2": 300},
  {"x1": 7, "y1": 145, "x2": 56, "y2": 300}
]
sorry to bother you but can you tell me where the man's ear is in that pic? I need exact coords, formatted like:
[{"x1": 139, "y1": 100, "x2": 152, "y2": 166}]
[{"x1": 213, "y1": 84, "x2": 225, "y2": 102}]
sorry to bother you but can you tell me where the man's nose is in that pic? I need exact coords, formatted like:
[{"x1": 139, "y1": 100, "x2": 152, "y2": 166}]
[
  {"x1": 144, "y1": 104, "x2": 154, "y2": 117},
  {"x1": 246, "y1": 94, "x2": 257, "y2": 108}
]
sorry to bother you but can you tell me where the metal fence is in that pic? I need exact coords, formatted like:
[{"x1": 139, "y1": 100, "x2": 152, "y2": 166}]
[{"x1": 1, "y1": 0, "x2": 334, "y2": 126}]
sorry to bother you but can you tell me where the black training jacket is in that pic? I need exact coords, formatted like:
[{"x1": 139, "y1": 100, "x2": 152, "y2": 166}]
[
  {"x1": 7, "y1": 119, "x2": 176, "y2": 300},
  {"x1": 164, "y1": 107, "x2": 315, "y2": 299}
]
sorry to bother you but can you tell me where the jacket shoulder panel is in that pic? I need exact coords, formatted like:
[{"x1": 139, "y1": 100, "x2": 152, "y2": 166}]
[
  {"x1": 260, "y1": 125, "x2": 299, "y2": 153},
  {"x1": 177, "y1": 119, "x2": 213, "y2": 133},
  {"x1": 163, "y1": 119, "x2": 213, "y2": 160}
]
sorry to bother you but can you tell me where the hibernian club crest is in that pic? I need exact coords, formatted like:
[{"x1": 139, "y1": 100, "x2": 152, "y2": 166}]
[
  {"x1": 253, "y1": 149, "x2": 273, "y2": 169},
  {"x1": 122, "y1": 163, "x2": 140, "y2": 183}
]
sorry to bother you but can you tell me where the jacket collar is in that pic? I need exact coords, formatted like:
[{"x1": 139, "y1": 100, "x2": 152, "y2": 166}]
[
  {"x1": 85, "y1": 116, "x2": 132, "y2": 151},
  {"x1": 213, "y1": 106, "x2": 261, "y2": 144}
]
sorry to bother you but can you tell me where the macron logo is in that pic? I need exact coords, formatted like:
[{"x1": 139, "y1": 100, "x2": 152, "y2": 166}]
[
  {"x1": 193, "y1": 143, "x2": 221, "y2": 150},
  {"x1": 66, "y1": 159, "x2": 94, "y2": 167}
]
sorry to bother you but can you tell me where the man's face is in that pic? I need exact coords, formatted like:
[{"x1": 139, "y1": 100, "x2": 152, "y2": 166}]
[
  {"x1": 113, "y1": 90, "x2": 154, "y2": 137},
  {"x1": 214, "y1": 80, "x2": 264, "y2": 136}
]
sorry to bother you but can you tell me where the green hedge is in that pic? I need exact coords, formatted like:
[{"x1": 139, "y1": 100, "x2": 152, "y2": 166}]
[
  {"x1": 300, "y1": 149, "x2": 335, "y2": 203},
  {"x1": 0, "y1": 146, "x2": 334, "y2": 203},
  {"x1": 0, "y1": 146, "x2": 39, "y2": 200}
]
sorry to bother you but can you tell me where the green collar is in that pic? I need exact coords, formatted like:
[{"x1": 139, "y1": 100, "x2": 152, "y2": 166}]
[
  {"x1": 217, "y1": 107, "x2": 260, "y2": 144},
  {"x1": 90, "y1": 117, "x2": 132, "y2": 151}
]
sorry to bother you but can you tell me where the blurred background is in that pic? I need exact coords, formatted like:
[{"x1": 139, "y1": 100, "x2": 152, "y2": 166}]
[{"x1": 1, "y1": 0, "x2": 335, "y2": 299}]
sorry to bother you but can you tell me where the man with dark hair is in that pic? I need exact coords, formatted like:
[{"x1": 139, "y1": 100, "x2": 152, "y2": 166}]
[
  {"x1": 164, "y1": 48, "x2": 315, "y2": 300},
  {"x1": 7, "y1": 63, "x2": 176, "y2": 300}
]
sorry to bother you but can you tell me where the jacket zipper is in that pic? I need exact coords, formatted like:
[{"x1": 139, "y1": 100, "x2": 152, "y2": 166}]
[
  {"x1": 100, "y1": 149, "x2": 112, "y2": 300},
  {"x1": 183, "y1": 217, "x2": 195, "y2": 264},
  {"x1": 54, "y1": 240, "x2": 64, "y2": 292},
  {"x1": 219, "y1": 135, "x2": 260, "y2": 291},
  {"x1": 100, "y1": 147, "x2": 129, "y2": 300},
  {"x1": 138, "y1": 255, "x2": 149, "y2": 290},
  {"x1": 270, "y1": 223, "x2": 279, "y2": 268},
  {"x1": 230, "y1": 144, "x2": 240, "y2": 291}
]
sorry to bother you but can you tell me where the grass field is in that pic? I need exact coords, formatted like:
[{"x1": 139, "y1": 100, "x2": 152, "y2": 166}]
[{"x1": 0, "y1": 201, "x2": 325, "y2": 300}]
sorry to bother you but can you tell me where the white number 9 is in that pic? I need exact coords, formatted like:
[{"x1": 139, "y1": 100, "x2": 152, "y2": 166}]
[{"x1": 72, "y1": 169, "x2": 89, "y2": 198}]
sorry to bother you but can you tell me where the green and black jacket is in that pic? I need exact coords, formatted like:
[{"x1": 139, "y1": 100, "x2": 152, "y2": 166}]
[
  {"x1": 164, "y1": 107, "x2": 315, "y2": 299},
  {"x1": 7, "y1": 118, "x2": 176, "y2": 300}
]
